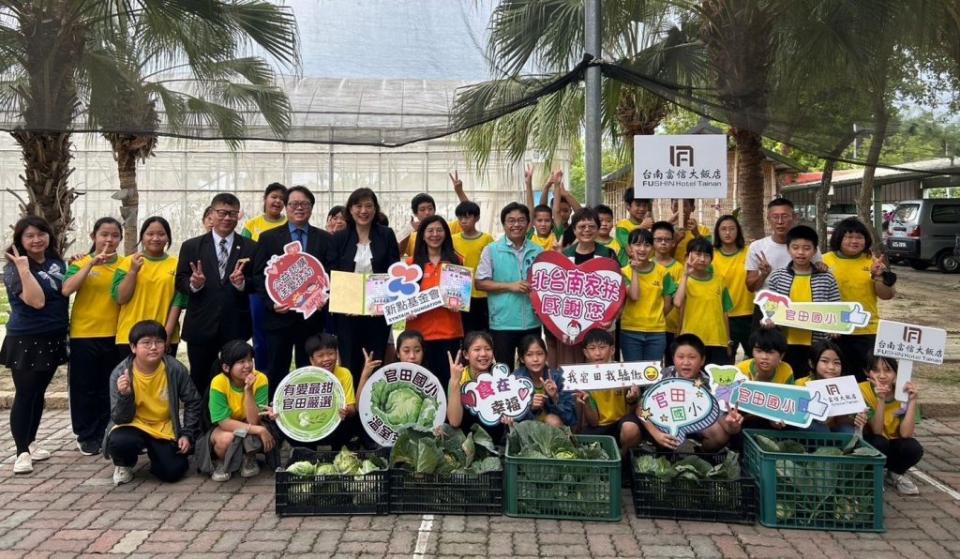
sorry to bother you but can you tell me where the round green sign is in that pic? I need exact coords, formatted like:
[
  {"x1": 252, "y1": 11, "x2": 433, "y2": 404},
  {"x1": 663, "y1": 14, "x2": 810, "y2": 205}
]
[{"x1": 272, "y1": 366, "x2": 345, "y2": 443}]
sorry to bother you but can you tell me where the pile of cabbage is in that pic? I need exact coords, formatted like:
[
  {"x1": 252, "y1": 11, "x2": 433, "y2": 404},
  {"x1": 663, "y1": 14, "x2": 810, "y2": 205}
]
[
  {"x1": 284, "y1": 447, "x2": 388, "y2": 477},
  {"x1": 283, "y1": 447, "x2": 388, "y2": 505},
  {"x1": 507, "y1": 421, "x2": 612, "y2": 461},
  {"x1": 507, "y1": 421, "x2": 614, "y2": 517},
  {"x1": 389, "y1": 425, "x2": 501, "y2": 475}
]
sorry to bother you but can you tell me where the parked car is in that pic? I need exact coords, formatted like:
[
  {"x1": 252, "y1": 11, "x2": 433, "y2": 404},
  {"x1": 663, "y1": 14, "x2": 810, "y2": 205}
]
[{"x1": 885, "y1": 199, "x2": 960, "y2": 273}]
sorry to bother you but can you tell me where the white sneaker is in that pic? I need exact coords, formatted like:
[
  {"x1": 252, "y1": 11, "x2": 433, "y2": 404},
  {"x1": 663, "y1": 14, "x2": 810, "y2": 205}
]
[
  {"x1": 211, "y1": 463, "x2": 231, "y2": 482},
  {"x1": 895, "y1": 473, "x2": 920, "y2": 495},
  {"x1": 29, "y1": 444, "x2": 51, "y2": 461},
  {"x1": 13, "y1": 452, "x2": 32, "y2": 474},
  {"x1": 240, "y1": 455, "x2": 260, "y2": 478},
  {"x1": 113, "y1": 466, "x2": 133, "y2": 486}
]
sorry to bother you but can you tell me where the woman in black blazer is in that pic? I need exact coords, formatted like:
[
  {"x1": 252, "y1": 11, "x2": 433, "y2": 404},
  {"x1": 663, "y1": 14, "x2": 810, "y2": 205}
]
[{"x1": 329, "y1": 188, "x2": 400, "y2": 379}]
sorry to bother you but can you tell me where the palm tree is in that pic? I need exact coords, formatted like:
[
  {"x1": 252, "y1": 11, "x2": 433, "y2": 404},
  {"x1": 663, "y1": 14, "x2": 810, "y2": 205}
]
[
  {"x1": 454, "y1": 0, "x2": 703, "y2": 173},
  {"x1": 0, "y1": 0, "x2": 298, "y2": 252},
  {"x1": 87, "y1": 17, "x2": 296, "y2": 253}
]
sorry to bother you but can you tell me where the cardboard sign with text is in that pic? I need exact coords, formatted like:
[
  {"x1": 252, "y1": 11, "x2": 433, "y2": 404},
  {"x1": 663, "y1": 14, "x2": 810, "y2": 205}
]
[
  {"x1": 874, "y1": 319, "x2": 947, "y2": 401},
  {"x1": 382, "y1": 287, "x2": 444, "y2": 325},
  {"x1": 273, "y1": 367, "x2": 344, "y2": 443},
  {"x1": 633, "y1": 134, "x2": 727, "y2": 199},
  {"x1": 754, "y1": 290, "x2": 871, "y2": 334},
  {"x1": 265, "y1": 241, "x2": 330, "y2": 319},
  {"x1": 639, "y1": 378, "x2": 720, "y2": 444},
  {"x1": 528, "y1": 251, "x2": 626, "y2": 345},
  {"x1": 729, "y1": 381, "x2": 829, "y2": 428},
  {"x1": 559, "y1": 361, "x2": 662, "y2": 392},
  {"x1": 358, "y1": 363, "x2": 446, "y2": 447},
  {"x1": 328, "y1": 271, "x2": 394, "y2": 316},
  {"x1": 806, "y1": 376, "x2": 866, "y2": 417},
  {"x1": 460, "y1": 364, "x2": 534, "y2": 426}
]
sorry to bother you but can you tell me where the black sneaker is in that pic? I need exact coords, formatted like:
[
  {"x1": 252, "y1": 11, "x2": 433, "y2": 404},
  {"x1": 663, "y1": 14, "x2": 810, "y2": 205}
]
[{"x1": 77, "y1": 440, "x2": 101, "y2": 456}]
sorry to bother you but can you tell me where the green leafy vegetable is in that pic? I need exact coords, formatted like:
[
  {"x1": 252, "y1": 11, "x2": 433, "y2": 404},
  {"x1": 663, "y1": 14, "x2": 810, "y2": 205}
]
[
  {"x1": 508, "y1": 421, "x2": 610, "y2": 461},
  {"x1": 389, "y1": 426, "x2": 502, "y2": 475},
  {"x1": 315, "y1": 463, "x2": 339, "y2": 475},
  {"x1": 333, "y1": 447, "x2": 362, "y2": 475},
  {"x1": 754, "y1": 434, "x2": 781, "y2": 453},
  {"x1": 369, "y1": 379, "x2": 441, "y2": 432},
  {"x1": 285, "y1": 461, "x2": 316, "y2": 476}
]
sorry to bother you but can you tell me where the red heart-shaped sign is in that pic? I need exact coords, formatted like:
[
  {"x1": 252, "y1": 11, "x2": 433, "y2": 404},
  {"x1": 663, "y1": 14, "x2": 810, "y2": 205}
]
[
  {"x1": 461, "y1": 390, "x2": 477, "y2": 408},
  {"x1": 527, "y1": 251, "x2": 626, "y2": 346}
]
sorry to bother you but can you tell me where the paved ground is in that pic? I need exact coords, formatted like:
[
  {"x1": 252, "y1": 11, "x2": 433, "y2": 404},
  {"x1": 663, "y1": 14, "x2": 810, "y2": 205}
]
[{"x1": 0, "y1": 411, "x2": 958, "y2": 558}]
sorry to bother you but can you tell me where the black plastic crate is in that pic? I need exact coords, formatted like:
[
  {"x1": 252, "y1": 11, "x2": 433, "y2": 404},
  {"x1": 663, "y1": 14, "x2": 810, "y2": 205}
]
[
  {"x1": 630, "y1": 449, "x2": 758, "y2": 525},
  {"x1": 275, "y1": 447, "x2": 390, "y2": 516},
  {"x1": 388, "y1": 469, "x2": 503, "y2": 515}
]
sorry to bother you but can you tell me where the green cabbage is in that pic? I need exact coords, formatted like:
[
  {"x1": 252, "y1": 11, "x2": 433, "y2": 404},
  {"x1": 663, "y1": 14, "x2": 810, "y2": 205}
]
[
  {"x1": 369, "y1": 379, "x2": 441, "y2": 432},
  {"x1": 384, "y1": 386, "x2": 424, "y2": 425},
  {"x1": 315, "y1": 463, "x2": 339, "y2": 475},
  {"x1": 358, "y1": 457, "x2": 388, "y2": 475},
  {"x1": 389, "y1": 426, "x2": 501, "y2": 474},
  {"x1": 507, "y1": 421, "x2": 611, "y2": 461},
  {"x1": 333, "y1": 447, "x2": 362, "y2": 475},
  {"x1": 285, "y1": 461, "x2": 316, "y2": 476}
]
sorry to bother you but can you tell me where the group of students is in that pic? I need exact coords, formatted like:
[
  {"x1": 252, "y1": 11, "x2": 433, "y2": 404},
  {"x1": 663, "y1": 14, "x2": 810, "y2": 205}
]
[{"x1": 0, "y1": 172, "x2": 924, "y2": 497}]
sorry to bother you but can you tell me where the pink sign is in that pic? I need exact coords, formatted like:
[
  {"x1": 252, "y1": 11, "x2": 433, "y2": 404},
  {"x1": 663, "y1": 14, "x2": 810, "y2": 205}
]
[
  {"x1": 527, "y1": 251, "x2": 626, "y2": 345},
  {"x1": 265, "y1": 241, "x2": 330, "y2": 319}
]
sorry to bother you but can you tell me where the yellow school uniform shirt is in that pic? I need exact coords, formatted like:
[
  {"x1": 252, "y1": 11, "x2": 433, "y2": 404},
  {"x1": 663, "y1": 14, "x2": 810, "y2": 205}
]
[
  {"x1": 209, "y1": 371, "x2": 269, "y2": 423},
  {"x1": 241, "y1": 214, "x2": 286, "y2": 242},
  {"x1": 527, "y1": 229, "x2": 558, "y2": 251},
  {"x1": 112, "y1": 254, "x2": 188, "y2": 345},
  {"x1": 407, "y1": 219, "x2": 462, "y2": 255},
  {"x1": 588, "y1": 388, "x2": 629, "y2": 426},
  {"x1": 452, "y1": 231, "x2": 494, "y2": 298},
  {"x1": 787, "y1": 273, "x2": 813, "y2": 346},
  {"x1": 681, "y1": 272, "x2": 733, "y2": 347},
  {"x1": 859, "y1": 381, "x2": 920, "y2": 439},
  {"x1": 823, "y1": 252, "x2": 879, "y2": 335},
  {"x1": 620, "y1": 263, "x2": 678, "y2": 333},
  {"x1": 737, "y1": 359, "x2": 795, "y2": 385},
  {"x1": 713, "y1": 248, "x2": 752, "y2": 317},
  {"x1": 674, "y1": 225, "x2": 712, "y2": 262},
  {"x1": 661, "y1": 259, "x2": 684, "y2": 334},
  {"x1": 615, "y1": 218, "x2": 642, "y2": 250},
  {"x1": 65, "y1": 254, "x2": 122, "y2": 338},
  {"x1": 122, "y1": 362, "x2": 174, "y2": 440},
  {"x1": 333, "y1": 365, "x2": 357, "y2": 406},
  {"x1": 598, "y1": 237, "x2": 627, "y2": 266}
]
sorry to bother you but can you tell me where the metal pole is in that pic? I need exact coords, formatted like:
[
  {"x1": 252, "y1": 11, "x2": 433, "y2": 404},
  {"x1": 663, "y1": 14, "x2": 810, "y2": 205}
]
[{"x1": 584, "y1": 0, "x2": 602, "y2": 207}]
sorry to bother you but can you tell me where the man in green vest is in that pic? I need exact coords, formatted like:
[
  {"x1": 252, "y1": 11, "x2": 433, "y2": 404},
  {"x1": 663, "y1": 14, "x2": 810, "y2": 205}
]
[{"x1": 476, "y1": 202, "x2": 544, "y2": 370}]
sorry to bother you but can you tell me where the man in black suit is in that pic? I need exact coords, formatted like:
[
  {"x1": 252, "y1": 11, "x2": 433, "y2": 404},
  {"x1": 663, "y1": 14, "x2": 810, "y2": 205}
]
[
  {"x1": 176, "y1": 193, "x2": 258, "y2": 393},
  {"x1": 253, "y1": 185, "x2": 333, "y2": 396}
]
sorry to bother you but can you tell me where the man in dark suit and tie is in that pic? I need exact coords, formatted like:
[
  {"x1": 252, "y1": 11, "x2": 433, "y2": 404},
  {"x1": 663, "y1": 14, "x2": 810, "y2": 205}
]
[
  {"x1": 176, "y1": 193, "x2": 258, "y2": 393},
  {"x1": 253, "y1": 185, "x2": 334, "y2": 395}
]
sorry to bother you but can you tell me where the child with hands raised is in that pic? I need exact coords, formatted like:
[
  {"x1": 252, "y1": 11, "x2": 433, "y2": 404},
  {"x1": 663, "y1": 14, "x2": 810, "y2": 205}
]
[
  {"x1": 860, "y1": 354, "x2": 923, "y2": 495},
  {"x1": 512, "y1": 335, "x2": 577, "y2": 428},
  {"x1": 446, "y1": 331, "x2": 512, "y2": 441},
  {"x1": 112, "y1": 217, "x2": 187, "y2": 355},
  {"x1": 105, "y1": 320, "x2": 201, "y2": 486},
  {"x1": 199, "y1": 340, "x2": 278, "y2": 482},
  {"x1": 577, "y1": 329, "x2": 645, "y2": 452},
  {"x1": 644, "y1": 334, "x2": 744, "y2": 452},
  {"x1": 796, "y1": 340, "x2": 866, "y2": 434}
]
